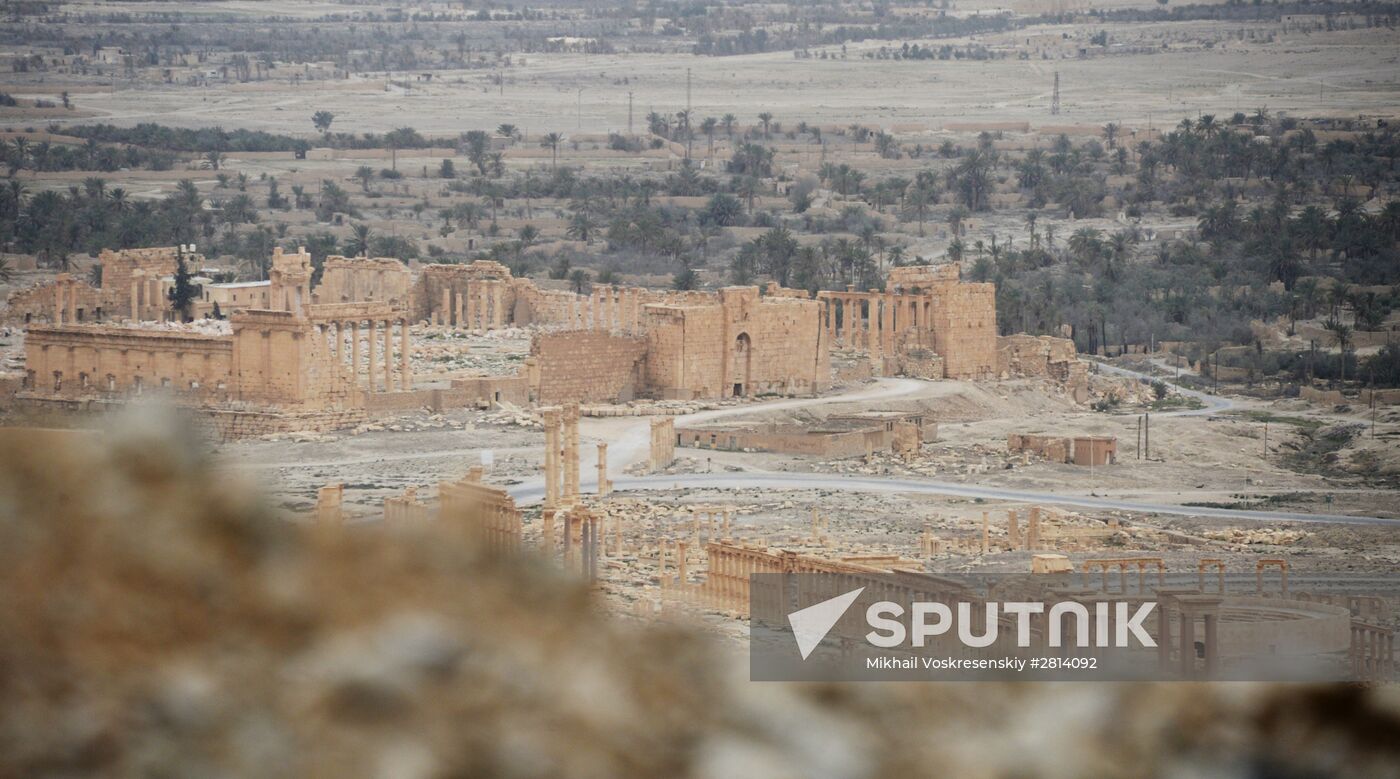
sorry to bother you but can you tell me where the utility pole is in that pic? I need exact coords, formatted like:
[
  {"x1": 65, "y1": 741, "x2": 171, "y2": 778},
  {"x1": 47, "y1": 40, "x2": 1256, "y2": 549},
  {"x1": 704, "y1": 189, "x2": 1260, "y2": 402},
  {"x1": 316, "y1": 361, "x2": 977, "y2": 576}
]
[
  {"x1": 627, "y1": 91, "x2": 633, "y2": 134},
  {"x1": 685, "y1": 67, "x2": 693, "y2": 161},
  {"x1": 1051, "y1": 71, "x2": 1060, "y2": 115},
  {"x1": 1145, "y1": 412, "x2": 1149, "y2": 460},
  {"x1": 1263, "y1": 421, "x2": 1268, "y2": 460},
  {"x1": 577, "y1": 88, "x2": 583, "y2": 129}
]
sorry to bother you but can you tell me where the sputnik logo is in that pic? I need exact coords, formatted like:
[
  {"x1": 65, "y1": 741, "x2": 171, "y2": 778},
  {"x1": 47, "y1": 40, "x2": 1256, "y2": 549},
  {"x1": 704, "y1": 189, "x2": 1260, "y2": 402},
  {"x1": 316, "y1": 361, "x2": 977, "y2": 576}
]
[{"x1": 787, "y1": 587, "x2": 865, "y2": 660}]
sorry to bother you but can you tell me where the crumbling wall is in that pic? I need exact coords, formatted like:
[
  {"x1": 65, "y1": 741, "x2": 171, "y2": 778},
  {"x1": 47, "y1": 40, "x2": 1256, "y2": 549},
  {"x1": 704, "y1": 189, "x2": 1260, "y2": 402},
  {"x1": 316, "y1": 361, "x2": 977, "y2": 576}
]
[
  {"x1": 20, "y1": 324, "x2": 233, "y2": 401},
  {"x1": 3, "y1": 277, "x2": 104, "y2": 325},
  {"x1": 530, "y1": 330, "x2": 647, "y2": 404},
  {"x1": 97, "y1": 247, "x2": 195, "y2": 318},
  {"x1": 316, "y1": 257, "x2": 412, "y2": 307},
  {"x1": 643, "y1": 287, "x2": 827, "y2": 400}
]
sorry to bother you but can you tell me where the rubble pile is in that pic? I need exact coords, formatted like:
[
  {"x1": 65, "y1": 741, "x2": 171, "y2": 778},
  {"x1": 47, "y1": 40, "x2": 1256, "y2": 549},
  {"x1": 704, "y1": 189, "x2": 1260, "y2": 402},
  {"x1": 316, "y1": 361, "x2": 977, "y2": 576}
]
[{"x1": 1202, "y1": 528, "x2": 1311, "y2": 546}]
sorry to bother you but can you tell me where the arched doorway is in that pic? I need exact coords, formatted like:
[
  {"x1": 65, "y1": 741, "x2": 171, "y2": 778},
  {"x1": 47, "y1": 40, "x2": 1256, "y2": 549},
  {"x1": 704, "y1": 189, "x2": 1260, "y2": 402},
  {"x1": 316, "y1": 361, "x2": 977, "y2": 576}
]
[{"x1": 731, "y1": 332, "x2": 752, "y2": 397}]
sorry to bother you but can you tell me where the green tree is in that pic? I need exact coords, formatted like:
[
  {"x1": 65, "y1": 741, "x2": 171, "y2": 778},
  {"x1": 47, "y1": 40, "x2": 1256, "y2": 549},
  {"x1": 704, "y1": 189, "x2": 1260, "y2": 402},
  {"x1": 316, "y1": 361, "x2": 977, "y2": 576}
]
[
  {"x1": 672, "y1": 267, "x2": 699, "y2": 290},
  {"x1": 312, "y1": 111, "x2": 335, "y2": 134},
  {"x1": 166, "y1": 250, "x2": 199, "y2": 322},
  {"x1": 540, "y1": 132, "x2": 564, "y2": 171}
]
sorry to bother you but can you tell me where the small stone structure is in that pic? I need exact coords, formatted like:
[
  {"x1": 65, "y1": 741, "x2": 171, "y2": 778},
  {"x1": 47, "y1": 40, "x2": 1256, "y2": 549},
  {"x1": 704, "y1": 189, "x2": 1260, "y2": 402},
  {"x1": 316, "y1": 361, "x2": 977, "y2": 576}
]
[{"x1": 1009, "y1": 433, "x2": 1117, "y2": 465}]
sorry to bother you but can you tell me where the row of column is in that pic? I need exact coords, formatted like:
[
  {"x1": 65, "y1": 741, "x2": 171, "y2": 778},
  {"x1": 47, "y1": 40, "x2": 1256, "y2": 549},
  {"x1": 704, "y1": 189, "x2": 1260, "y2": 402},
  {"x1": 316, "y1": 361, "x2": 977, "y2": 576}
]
[
  {"x1": 821, "y1": 290, "x2": 930, "y2": 356},
  {"x1": 52, "y1": 276, "x2": 82, "y2": 325},
  {"x1": 541, "y1": 402, "x2": 580, "y2": 510},
  {"x1": 316, "y1": 317, "x2": 412, "y2": 394},
  {"x1": 437, "y1": 279, "x2": 507, "y2": 330},
  {"x1": 539, "y1": 285, "x2": 649, "y2": 334},
  {"x1": 129, "y1": 274, "x2": 169, "y2": 323},
  {"x1": 1351, "y1": 623, "x2": 1396, "y2": 681}
]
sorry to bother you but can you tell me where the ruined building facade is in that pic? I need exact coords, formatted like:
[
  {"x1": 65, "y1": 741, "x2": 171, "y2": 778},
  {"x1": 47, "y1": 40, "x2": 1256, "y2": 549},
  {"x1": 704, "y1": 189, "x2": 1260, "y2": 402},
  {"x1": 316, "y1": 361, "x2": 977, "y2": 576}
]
[{"x1": 817, "y1": 263, "x2": 998, "y2": 380}]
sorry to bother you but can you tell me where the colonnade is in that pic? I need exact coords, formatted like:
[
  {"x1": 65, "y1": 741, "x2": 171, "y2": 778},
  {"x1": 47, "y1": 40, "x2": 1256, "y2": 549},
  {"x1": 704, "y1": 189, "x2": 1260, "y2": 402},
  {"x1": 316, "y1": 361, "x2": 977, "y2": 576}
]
[
  {"x1": 1351, "y1": 622, "x2": 1396, "y2": 681},
  {"x1": 314, "y1": 316, "x2": 412, "y2": 393},
  {"x1": 437, "y1": 279, "x2": 507, "y2": 330},
  {"x1": 50, "y1": 275, "x2": 85, "y2": 324},
  {"x1": 129, "y1": 271, "x2": 169, "y2": 322},
  {"x1": 818, "y1": 289, "x2": 932, "y2": 356},
  {"x1": 541, "y1": 402, "x2": 580, "y2": 510}
]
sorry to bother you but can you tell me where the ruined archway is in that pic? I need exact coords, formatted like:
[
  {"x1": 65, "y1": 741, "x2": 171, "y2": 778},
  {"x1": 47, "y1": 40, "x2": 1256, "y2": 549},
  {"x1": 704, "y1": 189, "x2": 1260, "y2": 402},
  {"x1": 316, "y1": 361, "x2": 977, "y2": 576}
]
[{"x1": 731, "y1": 332, "x2": 752, "y2": 397}]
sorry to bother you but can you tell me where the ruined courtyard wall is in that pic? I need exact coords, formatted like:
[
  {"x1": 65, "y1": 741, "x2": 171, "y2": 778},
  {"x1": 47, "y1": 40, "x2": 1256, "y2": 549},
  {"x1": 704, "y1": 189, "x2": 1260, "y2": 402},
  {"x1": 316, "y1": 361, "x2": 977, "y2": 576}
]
[
  {"x1": 230, "y1": 310, "x2": 358, "y2": 411},
  {"x1": 97, "y1": 247, "x2": 190, "y2": 318},
  {"x1": 676, "y1": 425, "x2": 871, "y2": 458},
  {"x1": 21, "y1": 325, "x2": 233, "y2": 401},
  {"x1": 644, "y1": 290, "x2": 827, "y2": 400},
  {"x1": 3, "y1": 279, "x2": 104, "y2": 325},
  {"x1": 530, "y1": 330, "x2": 647, "y2": 404},
  {"x1": 316, "y1": 257, "x2": 413, "y2": 307},
  {"x1": 929, "y1": 280, "x2": 997, "y2": 380}
]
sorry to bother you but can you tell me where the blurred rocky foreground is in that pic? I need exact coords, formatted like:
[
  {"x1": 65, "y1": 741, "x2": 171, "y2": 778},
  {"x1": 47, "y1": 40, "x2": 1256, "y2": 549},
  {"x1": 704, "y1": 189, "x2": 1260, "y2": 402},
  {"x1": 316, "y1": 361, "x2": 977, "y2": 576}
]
[{"x1": 1, "y1": 411, "x2": 1398, "y2": 779}]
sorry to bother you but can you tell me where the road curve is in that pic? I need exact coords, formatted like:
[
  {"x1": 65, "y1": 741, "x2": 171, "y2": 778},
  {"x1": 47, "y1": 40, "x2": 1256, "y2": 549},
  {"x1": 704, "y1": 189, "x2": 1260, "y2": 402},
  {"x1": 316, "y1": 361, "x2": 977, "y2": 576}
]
[{"x1": 510, "y1": 471, "x2": 1396, "y2": 526}]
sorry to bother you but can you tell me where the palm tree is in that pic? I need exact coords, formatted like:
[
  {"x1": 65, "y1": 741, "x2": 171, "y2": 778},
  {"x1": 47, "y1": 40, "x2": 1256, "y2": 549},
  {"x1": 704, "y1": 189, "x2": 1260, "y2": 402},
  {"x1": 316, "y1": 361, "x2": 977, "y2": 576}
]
[
  {"x1": 721, "y1": 113, "x2": 737, "y2": 140},
  {"x1": 568, "y1": 268, "x2": 590, "y2": 294},
  {"x1": 354, "y1": 165, "x2": 375, "y2": 192},
  {"x1": 1323, "y1": 317, "x2": 1352, "y2": 385},
  {"x1": 566, "y1": 211, "x2": 599, "y2": 244},
  {"x1": 700, "y1": 116, "x2": 718, "y2": 158},
  {"x1": 9, "y1": 138, "x2": 28, "y2": 173},
  {"x1": 346, "y1": 223, "x2": 372, "y2": 257},
  {"x1": 496, "y1": 124, "x2": 519, "y2": 144},
  {"x1": 205, "y1": 150, "x2": 224, "y2": 170},
  {"x1": 1291, "y1": 205, "x2": 1330, "y2": 262},
  {"x1": 540, "y1": 132, "x2": 563, "y2": 171},
  {"x1": 1024, "y1": 210, "x2": 1039, "y2": 249},
  {"x1": 1102, "y1": 122, "x2": 1120, "y2": 149},
  {"x1": 0, "y1": 256, "x2": 13, "y2": 284},
  {"x1": 757, "y1": 111, "x2": 773, "y2": 139},
  {"x1": 1196, "y1": 114, "x2": 1219, "y2": 139},
  {"x1": 1068, "y1": 227, "x2": 1103, "y2": 266}
]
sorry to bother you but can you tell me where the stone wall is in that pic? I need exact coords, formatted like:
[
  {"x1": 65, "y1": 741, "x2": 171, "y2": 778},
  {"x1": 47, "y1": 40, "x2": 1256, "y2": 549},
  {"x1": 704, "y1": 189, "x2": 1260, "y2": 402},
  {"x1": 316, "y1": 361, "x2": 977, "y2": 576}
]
[
  {"x1": 3, "y1": 275, "x2": 105, "y2": 325},
  {"x1": 317, "y1": 257, "x2": 413, "y2": 308},
  {"x1": 530, "y1": 330, "x2": 647, "y2": 404},
  {"x1": 998, "y1": 333, "x2": 1088, "y2": 402},
  {"x1": 21, "y1": 324, "x2": 234, "y2": 402},
  {"x1": 644, "y1": 287, "x2": 828, "y2": 400},
  {"x1": 97, "y1": 246, "x2": 199, "y2": 319}
]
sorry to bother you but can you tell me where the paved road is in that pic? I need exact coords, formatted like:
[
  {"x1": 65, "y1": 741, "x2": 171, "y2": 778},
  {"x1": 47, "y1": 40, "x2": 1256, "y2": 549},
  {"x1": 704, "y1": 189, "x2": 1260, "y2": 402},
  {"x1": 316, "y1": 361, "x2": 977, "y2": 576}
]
[
  {"x1": 509, "y1": 471, "x2": 1395, "y2": 525},
  {"x1": 524, "y1": 369, "x2": 1397, "y2": 526}
]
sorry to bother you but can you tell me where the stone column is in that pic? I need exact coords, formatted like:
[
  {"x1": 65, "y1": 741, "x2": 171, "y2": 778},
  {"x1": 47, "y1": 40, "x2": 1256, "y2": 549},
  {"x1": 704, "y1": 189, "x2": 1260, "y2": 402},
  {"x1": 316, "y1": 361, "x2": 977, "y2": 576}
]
[
  {"x1": 491, "y1": 280, "x2": 505, "y2": 328},
  {"x1": 441, "y1": 287, "x2": 451, "y2": 326},
  {"x1": 1008, "y1": 510, "x2": 1020, "y2": 549},
  {"x1": 1179, "y1": 611, "x2": 1195, "y2": 679},
  {"x1": 981, "y1": 511, "x2": 990, "y2": 554},
  {"x1": 542, "y1": 407, "x2": 561, "y2": 510},
  {"x1": 1027, "y1": 506, "x2": 1041, "y2": 551},
  {"x1": 367, "y1": 319, "x2": 378, "y2": 392},
  {"x1": 1203, "y1": 612, "x2": 1219, "y2": 677},
  {"x1": 382, "y1": 320, "x2": 393, "y2": 391},
  {"x1": 130, "y1": 279, "x2": 140, "y2": 322},
  {"x1": 352, "y1": 321, "x2": 362, "y2": 391},
  {"x1": 563, "y1": 402, "x2": 580, "y2": 503},
  {"x1": 880, "y1": 293, "x2": 894, "y2": 355},
  {"x1": 67, "y1": 282, "x2": 77, "y2": 323},
  {"x1": 466, "y1": 281, "x2": 478, "y2": 329},
  {"x1": 455, "y1": 291, "x2": 465, "y2": 330},
  {"x1": 400, "y1": 319, "x2": 411, "y2": 390},
  {"x1": 54, "y1": 283, "x2": 65, "y2": 325},
  {"x1": 597, "y1": 443, "x2": 610, "y2": 496}
]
